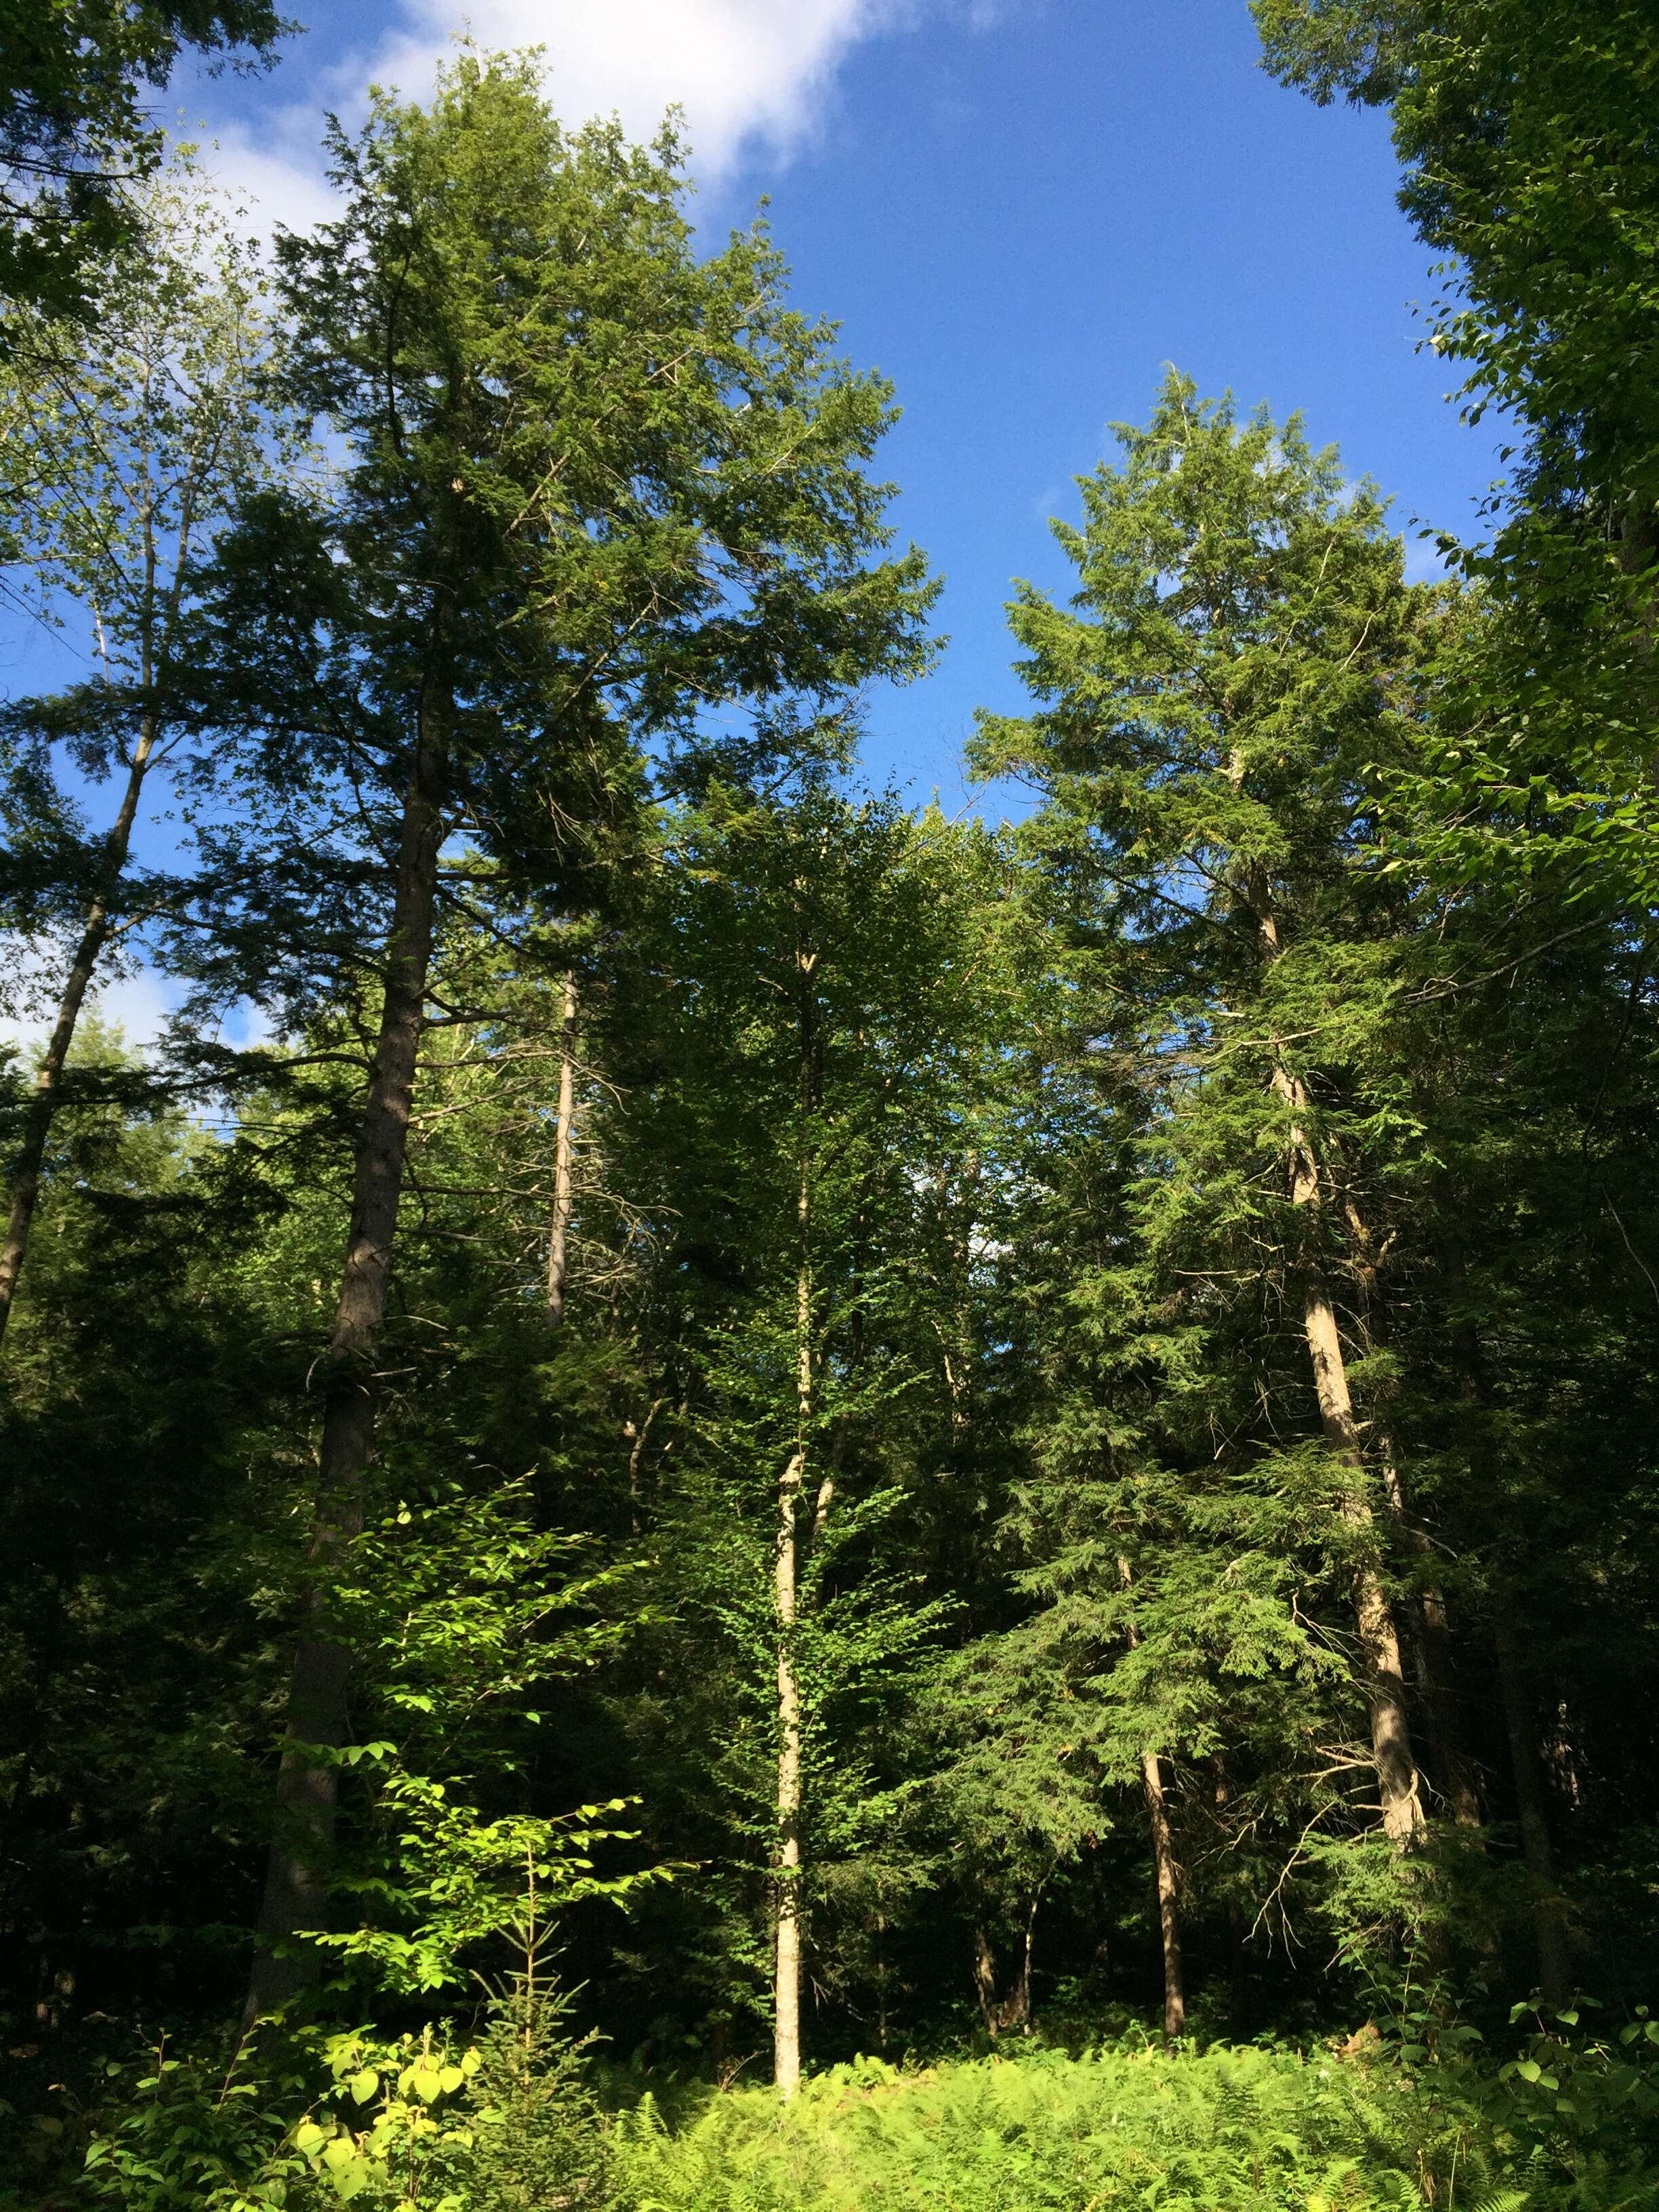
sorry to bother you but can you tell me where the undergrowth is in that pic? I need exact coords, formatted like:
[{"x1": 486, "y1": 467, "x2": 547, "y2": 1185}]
[
  {"x1": 611, "y1": 2032, "x2": 1659, "y2": 2212},
  {"x1": 12, "y1": 2005, "x2": 1659, "y2": 2210}
]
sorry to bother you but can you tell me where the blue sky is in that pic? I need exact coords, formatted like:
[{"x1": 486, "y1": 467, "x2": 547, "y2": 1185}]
[
  {"x1": 730, "y1": 0, "x2": 1496, "y2": 807},
  {"x1": 3, "y1": 0, "x2": 1503, "y2": 1040},
  {"x1": 176, "y1": 0, "x2": 1498, "y2": 803}
]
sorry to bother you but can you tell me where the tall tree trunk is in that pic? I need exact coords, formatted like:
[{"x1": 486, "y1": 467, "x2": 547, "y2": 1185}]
[
  {"x1": 1377, "y1": 1447, "x2": 1481, "y2": 1828},
  {"x1": 773, "y1": 949, "x2": 817, "y2": 2099},
  {"x1": 1345, "y1": 1202, "x2": 1482, "y2": 1829},
  {"x1": 1210, "y1": 1755, "x2": 1252, "y2": 2032},
  {"x1": 1494, "y1": 1616, "x2": 1572, "y2": 2006},
  {"x1": 1119, "y1": 1562, "x2": 1187, "y2": 2032},
  {"x1": 0, "y1": 715, "x2": 159, "y2": 1349},
  {"x1": 245, "y1": 690, "x2": 447, "y2": 2023},
  {"x1": 544, "y1": 972, "x2": 578, "y2": 1326},
  {"x1": 773, "y1": 1221, "x2": 809, "y2": 2099},
  {"x1": 1142, "y1": 1750, "x2": 1186, "y2": 2038},
  {"x1": 1279, "y1": 1115, "x2": 1424, "y2": 1847},
  {"x1": 773, "y1": 1427, "x2": 804, "y2": 2097},
  {"x1": 972, "y1": 1924, "x2": 1000, "y2": 2034},
  {"x1": 1247, "y1": 874, "x2": 1425, "y2": 1849}
]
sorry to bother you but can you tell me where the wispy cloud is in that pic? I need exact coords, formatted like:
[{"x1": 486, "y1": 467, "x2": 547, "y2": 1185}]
[
  {"x1": 0, "y1": 963, "x2": 181, "y2": 1062},
  {"x1": 190, "y1": 0, "x2": 949, "y2": 241}
]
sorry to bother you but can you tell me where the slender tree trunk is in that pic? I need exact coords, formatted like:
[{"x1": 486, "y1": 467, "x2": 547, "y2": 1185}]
[
  {"x1": 972, "y1": 1924, "x2": 1000, "y2": 2035},
  {"x1": 1010, "y1": 1900, "x2": 1036, "y2": 2032},
  {"x1": 1281, "y1": 1162, "x2": 1424, "y2": 1847},
  {"x1": 773, "y1": 1420, "x2": 804, "y2": 2099},
  {"x1": 1119, "y1": 1561, "x2": 1187, "y2": 2032},
  {"x1": 0, "y1": 716, "x2": 159, "y2": 1349},
  {"x1": 544, "y1": 972, "x2": 578, "y2": 1326},
  {"x1": 773, "y1": 943, "x2": 822, "y2": 2097},
  {"x1": 245, "y1": 689, "x2": 447, "y2": 2023},
  {"x1": 1248, "y1": 878, "x2": 1425, "y2": 1848},
  {"x1": 1494, "y1": 1616, "x2": 1572, "y2": 2006},
  {"x1": 773, "y1": 1236, "x2": 809, "y2": 2098},
  {"x1": 623, "y1": 1396, "x2": 665, "y2": 1534},
  {"x1": 1377, "y1": 1446, "x2": 1481, "y2": 1828},
  {"x1": 1345, "y1": 1204, "x2": 1482, "y2": 1830},
  {"x1": 1142, "y1": 1749, "x2": 1186, "y2": 2038}
]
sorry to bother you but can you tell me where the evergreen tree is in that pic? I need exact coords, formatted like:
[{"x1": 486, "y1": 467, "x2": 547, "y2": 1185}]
[
  {"x1": 1255, "y1": 0, "x2": 1659, "y2": 905},
  {"x1": 183, "y1": 52, "x2": 935, "y2": 2019},
  {"x1": 969, "y1": 374, "x2": 1448, "y2": 1962}
]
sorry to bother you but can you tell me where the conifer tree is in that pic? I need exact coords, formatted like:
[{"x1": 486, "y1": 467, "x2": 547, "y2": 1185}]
[
  {"x1": 195, "y1": 54, "x2": 936, "y2": 2018},
  {"x1": 971, "y1": 375, "x2": 1444, "y2": 1896}
]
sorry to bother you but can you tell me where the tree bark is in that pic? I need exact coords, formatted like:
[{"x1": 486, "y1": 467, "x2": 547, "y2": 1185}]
[
  {"x1": 1284, "y1": 1157, "x2": 1425, "y2": 1846},
  {"x1": 1250, "y1": 887, "x2": 1425, "y2": 1848},
  {"x1": 1118, "y1": 1562, "x2": 1187, "y2": 2034},
  {"x1": 773, "y1": 947, "x2": 817, "y2": 2100},
  {"x1": 544, "y1": 972, "x2": 578, "y2": 1326},
  {"x1": 1345, "y1": 1205, "x2": 1482, "y2": 1830},
  {"x1": 1494, "y1": 1616, "x2": 1572, "y2": 2006},
  {"x1": 773, "y1": 1240, "x2": 809, "y2": 2098},
  {"x1": 0, "y1": 714, "x2": 159, "y2": 1349},
  {"x1": 773, "y1": 1418, "x2": 804, "y2": 2100},
  {"x1": 972, "y1": 1900, "x2": 1038, "y2": 2037},
  {"x1": 245, "y1": 687, "x2": 447, "y2": 2023},
  {"x1": 971, "y1": 1924, "x2": 1000, "y2": 2034},
  {"x1": 1143, "y1": 1749, "x2": 1186, "y2": 2038},
  {"x1": 1377, "y1": 1447, "x2": 1482, "y2": 1828}
]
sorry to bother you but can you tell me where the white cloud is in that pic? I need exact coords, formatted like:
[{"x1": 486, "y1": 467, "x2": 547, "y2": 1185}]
[
  {"x1": 192, "y1": 0, "x2": 937, "y2": 244},
  {"x1": 0, "y1": 962, "x2": 182, "y2": 1063},
  {"x1": 0, "y1": 962, "x2": 277, "y2": 1122},
  {"x1": 198, "y1": 129, "x2": 341, "y2": 243},
  {"x1": 382, "y1": 0, "x2": 907, "y2": 173}
]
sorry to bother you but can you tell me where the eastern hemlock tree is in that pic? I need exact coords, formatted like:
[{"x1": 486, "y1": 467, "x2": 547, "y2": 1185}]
[
  {"x1": 969, "y1": 374, "x2": 1452, "y2": 1964},
  {"x1": 191, "y1": 52, "x2": 936, "y2": 2018}
]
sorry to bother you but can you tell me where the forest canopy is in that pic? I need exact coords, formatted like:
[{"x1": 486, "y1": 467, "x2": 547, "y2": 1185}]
[{"x1": 3, "y1": 10, "x2": 1659, "y2": 2211}]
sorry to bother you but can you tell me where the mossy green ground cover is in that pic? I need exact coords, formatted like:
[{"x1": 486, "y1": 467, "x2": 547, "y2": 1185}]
[{"x1": 610, "y1": 2040, "x2": 1656, "y2": 2212}]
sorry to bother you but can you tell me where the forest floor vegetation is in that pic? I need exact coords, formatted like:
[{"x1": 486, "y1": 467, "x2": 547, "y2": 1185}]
[
  {"x1": 609, "y1": 2027, "x2": 1659, "y2": 2212},
  {"x1": 9, "y1": 1998, "x2": 1659, "y2": 2212}
]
